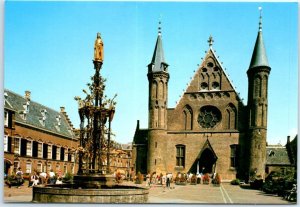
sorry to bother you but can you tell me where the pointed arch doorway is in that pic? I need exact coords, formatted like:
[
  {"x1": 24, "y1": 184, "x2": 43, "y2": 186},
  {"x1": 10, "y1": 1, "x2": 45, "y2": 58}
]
[{"x1": 189, "y1": 139, "x2": 218, "y2": 174}]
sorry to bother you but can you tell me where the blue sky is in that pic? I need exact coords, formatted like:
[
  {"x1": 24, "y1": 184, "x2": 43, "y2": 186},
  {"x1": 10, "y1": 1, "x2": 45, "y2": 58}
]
[{"x1": 4, "y1": 1, "x2": 298, "y2": 145}]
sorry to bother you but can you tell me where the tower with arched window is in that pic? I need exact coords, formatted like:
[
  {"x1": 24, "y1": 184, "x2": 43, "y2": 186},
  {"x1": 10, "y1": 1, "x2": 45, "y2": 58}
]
[
  {"x1": 246, "y1": 12, "x2": 271, "y2": 179},
  {"x1": 146, "y1": 23, "x2": 169, "y2": 173}
]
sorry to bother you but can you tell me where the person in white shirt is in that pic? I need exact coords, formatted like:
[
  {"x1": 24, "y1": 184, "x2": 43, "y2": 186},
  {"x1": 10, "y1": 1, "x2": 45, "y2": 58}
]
[
  {"x1": 49, "y1": 169, "x2": 56, "y2": 184},
  {"x1": 30, "y1": 172, "x2": 39, "y2": 187},
  {"x1": 39, "y1": 171, "x2": 47, "y2": 184},
  {"x1": 56, "y1": 177, "x2": 63, "y2": 184}
]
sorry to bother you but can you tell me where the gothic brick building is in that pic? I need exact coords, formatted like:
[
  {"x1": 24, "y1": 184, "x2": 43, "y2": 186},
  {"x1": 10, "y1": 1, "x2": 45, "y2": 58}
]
[{"x1": 133, "y1": 15, "x2": 271, "y2": 181}]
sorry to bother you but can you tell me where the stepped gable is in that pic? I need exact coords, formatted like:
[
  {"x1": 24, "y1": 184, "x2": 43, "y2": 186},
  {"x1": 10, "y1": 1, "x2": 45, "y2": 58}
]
[
  {"x1": 186, "y1": 48, "x2": 235, "y2": 93},
  {"x1": 175, "y1": 42, "x2": 244, "y2": 109}
]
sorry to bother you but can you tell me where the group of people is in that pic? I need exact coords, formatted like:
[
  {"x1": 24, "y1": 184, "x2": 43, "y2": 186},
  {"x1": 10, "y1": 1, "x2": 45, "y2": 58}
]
[
  {"x1": 141, "y1": 169, "x2": 217, "y2": 187},
  {"x1": 28, "y1": 169, "x2": 63, "y2": 187},
  {"x1": 145, "y1": 172, "x2": 173, "y2": 189},
  {"x1": 5, "y1": 167, "x2": 64, "y2": 188}
]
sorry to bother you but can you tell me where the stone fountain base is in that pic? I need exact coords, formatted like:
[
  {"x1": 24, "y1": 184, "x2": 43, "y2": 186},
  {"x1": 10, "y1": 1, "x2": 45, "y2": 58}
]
[
  {"x1": 32, "y1": 173, "x2": 149, "y2": 203},
  {"x1": 73, "y1": 174, "x2": 115, "y2": 188},
  {"x1": 32, "y1": 183, "x2": 149, "y2": 203}
]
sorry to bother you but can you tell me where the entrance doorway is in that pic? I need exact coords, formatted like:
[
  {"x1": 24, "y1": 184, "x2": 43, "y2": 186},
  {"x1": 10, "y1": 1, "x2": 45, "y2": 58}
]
[
  {"x1": 189, "y1": 142, "x2": 218, "y2": 174},
  {"x1": 197, "y1": 148, "x2": 217, "y2": 174}
]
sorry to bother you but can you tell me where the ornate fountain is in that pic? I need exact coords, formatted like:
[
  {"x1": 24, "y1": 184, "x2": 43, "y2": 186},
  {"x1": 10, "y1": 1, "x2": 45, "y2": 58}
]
[
  {"x1": 73, "y1": 32, "x2": 116, "y2": 188},
  {"x1": 32, "y1": 33, "x2": 148, "y2": 203}
]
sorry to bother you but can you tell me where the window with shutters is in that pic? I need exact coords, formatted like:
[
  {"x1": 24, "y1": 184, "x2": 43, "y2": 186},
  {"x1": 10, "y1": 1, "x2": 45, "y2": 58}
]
[
  {"x1": 26, "y1": 140, "x2": 32, "y2": 156},
  {"x1": 14, "y1": 137, "x2": 20, "y2": 154},
  {"x1": 230, "y1": 144, "x2": 239, "y2": 168},
  {"x1": 48, "y1": 145, "x2": 52, "y2": 159},
  {"x1": 38, "y1": 143, "x2": 43, "y2": 158},
  {"x1": 56, "y1": 147, "x2": 61, "y2": 161},
  {"x1": 176, "y1": 145, "x2": 185, "y2": 167},
  {"x1": 64, "y1": 149, "x2": 68, "y2": 161},
  {"x1": 4, "y1": 135, "x2": 8, "y2": 152},
  {"x1": 4, "y1": 111, "x2": 8, "y2": 127}
]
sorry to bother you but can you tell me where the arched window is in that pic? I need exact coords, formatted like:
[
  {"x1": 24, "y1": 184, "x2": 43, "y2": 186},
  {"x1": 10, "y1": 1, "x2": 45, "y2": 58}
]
[
  {"x1": 226, "y1": 109, "x2": 231, "y2": 129},
  {"x1": 254, "y1": 75, "x2": 262, "y2": 98},
  {"x1": 154, "y1": 106, "x2": 158, "y2": 128},
  {"x1": 164, "y1": 82, "x2": 167, "y2": 100},
  {"x1": 263, "y1": 75, "x2": 268, "y2": 98},
  {"x1": 225, "y1": 104, "x2": 237, "y2": 129},
  {"x1": 152, "y1": 81, "x2": 157, "y2": 99},
  {"x1": 183, "y1": 105, "x2": 193, "y2": 130},
  {"x1": 158, "y1": 81, "x2": 163, "y2": 99}
]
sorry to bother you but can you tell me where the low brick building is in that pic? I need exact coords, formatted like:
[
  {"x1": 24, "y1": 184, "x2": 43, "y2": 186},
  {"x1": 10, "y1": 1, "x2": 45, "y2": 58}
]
[
  {"x1": 265, "y1": 135, "x2": 297, "y2": 177},
  {"x1": 4, "y1": 89, "x2": 79, "y2": 177},
  {"x1": 133, "y1": 15, "x2": 272, "y2": 181}
]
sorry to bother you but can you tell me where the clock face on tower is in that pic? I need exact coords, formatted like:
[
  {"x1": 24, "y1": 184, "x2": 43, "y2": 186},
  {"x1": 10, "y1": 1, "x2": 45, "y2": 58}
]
[{"x1": 198, "y1": 106, "x2": 221, "y2": 128}]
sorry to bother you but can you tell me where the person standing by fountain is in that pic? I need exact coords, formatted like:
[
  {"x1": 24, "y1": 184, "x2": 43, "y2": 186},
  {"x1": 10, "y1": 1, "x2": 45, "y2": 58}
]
[
  {"x1": 31, "y1": 171, "x2": 40, "y2": 187},
  {"x1": 39, "y1": 171, "x2": 47, "y2": 184},
  {"x1": 146, "y1": 173, "x2": 151, "y2": 187},
  {"x1": 49, "y1": 169, "x2": 56, "y2": 184},
  {"x1": 16, "y1": 167, "x2": 23, "y2": 189}
]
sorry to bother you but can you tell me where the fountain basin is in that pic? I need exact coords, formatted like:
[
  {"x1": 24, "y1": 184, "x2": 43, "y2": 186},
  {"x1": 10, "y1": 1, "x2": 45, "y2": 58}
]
[{"x1": 32, "y1": 184, "x2": 149, "y2": 203}]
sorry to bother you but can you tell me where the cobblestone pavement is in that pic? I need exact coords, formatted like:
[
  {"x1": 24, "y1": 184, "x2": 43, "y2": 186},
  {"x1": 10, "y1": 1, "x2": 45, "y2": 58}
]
[
  {"x1": 3, "y1": 180, "x2": 293, "y2": 204},
  {"x1": 147, "y1": 183, "x2": 292, "y2": 204}
]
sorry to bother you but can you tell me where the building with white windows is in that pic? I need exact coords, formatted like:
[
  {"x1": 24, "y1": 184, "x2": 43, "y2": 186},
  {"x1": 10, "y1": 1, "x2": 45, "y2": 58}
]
[{"x1": 4, "y1": 89, "x2": 79, "y2": 177}]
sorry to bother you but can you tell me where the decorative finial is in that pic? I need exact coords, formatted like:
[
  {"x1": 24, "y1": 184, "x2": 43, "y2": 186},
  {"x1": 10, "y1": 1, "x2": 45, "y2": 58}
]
[
  {"x1": 258, "y1": 7, "x2": 262, "y2": 32},
  {"x1": 208, "y1": 35, "x2": 214, "y2": 47},
  {"x1": 158, "y1": 16, "x2": 162, "y2": 36}
]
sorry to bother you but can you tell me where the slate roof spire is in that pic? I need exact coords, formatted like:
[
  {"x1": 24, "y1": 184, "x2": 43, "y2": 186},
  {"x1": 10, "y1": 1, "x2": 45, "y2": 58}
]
[
  {"x1": 148, "y1": 21, "x2": 168, "y2": 73},
  {"x1": 249, "y1": 7, "x2": 270, "y2": 69}
]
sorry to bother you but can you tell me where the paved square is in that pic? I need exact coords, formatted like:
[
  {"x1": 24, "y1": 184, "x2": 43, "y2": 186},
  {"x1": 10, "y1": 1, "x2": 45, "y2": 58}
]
[
  {"x1": 147, "y1": 183, "x2": 291, "y2": 204},
  {"x1": 3, "y1": 181, "x2": 293, "y2": 204}
]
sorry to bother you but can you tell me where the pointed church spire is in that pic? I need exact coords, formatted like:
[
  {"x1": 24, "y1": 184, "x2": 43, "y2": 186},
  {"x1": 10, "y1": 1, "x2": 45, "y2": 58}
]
[
  {"x1": 249, "y1": 7, "x2": 270, "y2": 69},
  {"x1": 149, "y1": 21, "x2": 168, "y2": 73}
]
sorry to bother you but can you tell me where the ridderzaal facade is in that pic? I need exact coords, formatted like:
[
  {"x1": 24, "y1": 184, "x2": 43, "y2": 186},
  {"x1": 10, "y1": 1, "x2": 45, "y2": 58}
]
[{"x1": 133, "y1": 14, "x2": 271, "y2": 181}]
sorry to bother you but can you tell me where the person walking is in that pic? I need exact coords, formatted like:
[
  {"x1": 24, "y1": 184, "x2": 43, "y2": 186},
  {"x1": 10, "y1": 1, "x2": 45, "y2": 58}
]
[{"x1": 166, "y1": 173, "x2": 173, "y2": 189}]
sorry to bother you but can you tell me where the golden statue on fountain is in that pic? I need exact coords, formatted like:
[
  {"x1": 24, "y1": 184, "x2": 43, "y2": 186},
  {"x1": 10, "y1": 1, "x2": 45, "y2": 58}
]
[{"x1": 94, "y1": 32, "x2": 104, "y2": 62}]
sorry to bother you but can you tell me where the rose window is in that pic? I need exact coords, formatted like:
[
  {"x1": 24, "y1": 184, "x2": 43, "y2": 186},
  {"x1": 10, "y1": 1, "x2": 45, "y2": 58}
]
[{"x1": 198, "y1": 106, "x2": 221, "y2": 128}]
